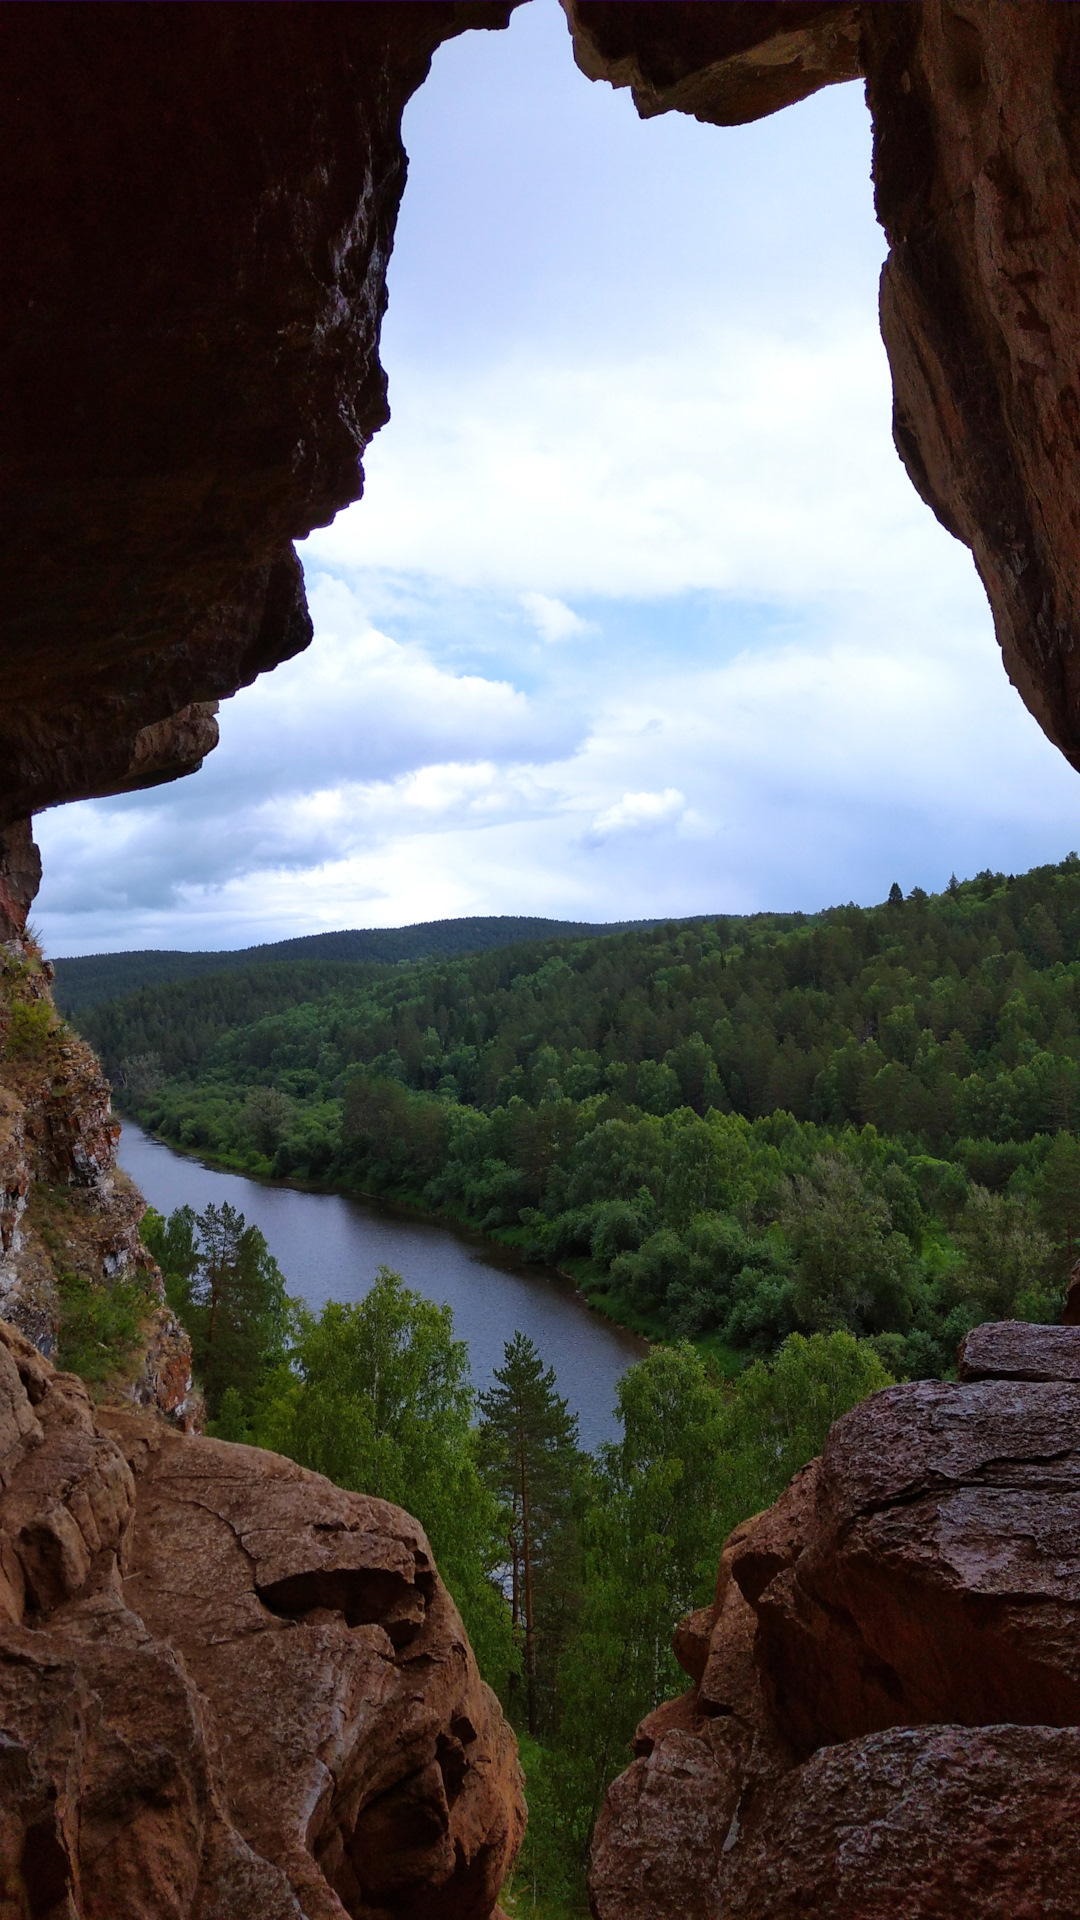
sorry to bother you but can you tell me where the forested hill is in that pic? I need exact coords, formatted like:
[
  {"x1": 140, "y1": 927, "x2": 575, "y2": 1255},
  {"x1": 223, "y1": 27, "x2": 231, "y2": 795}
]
[
  {"x1": 52, "y1": 912, "x2": 668, "y2": 1015},
  {"x1": 78, "y1": 857, "x2": 1080, "y2": 1382}
]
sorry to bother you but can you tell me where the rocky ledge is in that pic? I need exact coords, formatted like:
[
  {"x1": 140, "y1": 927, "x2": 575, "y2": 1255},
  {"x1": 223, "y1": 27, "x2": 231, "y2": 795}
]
[
  {"x1": 590, "y1": 1318, "x2": 1080, "y2": 1920},
  {"x1": 0, "y1": 1320, "x2": 524, "y2": 1919},
  {"x1": 0, "y1": 933, "x2": 192, "y2": 1423}
]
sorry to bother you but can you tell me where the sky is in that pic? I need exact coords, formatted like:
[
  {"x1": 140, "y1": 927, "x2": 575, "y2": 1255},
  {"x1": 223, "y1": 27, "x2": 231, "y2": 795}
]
[{"x1": 36, "y1": 0, "x2": 1080, "y2": 957}]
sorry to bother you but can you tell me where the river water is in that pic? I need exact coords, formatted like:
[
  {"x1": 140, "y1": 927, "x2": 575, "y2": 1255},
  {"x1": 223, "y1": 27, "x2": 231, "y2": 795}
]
[{"x1": 118, "y1": 1121, "x2": 645, "y2": 1450}]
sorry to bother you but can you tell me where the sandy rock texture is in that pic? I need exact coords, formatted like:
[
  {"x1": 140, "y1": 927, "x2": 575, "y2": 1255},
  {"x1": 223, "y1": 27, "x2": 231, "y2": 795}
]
[
  {"x1": 590, "y1": 1320, "x2": 1080, "y2": 1920},
  {"x1": 0, "y1": 1325, "x2": 523, "y2": 1920}
]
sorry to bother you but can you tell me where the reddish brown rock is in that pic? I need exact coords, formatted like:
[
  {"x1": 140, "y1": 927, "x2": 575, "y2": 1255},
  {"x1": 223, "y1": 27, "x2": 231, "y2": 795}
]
[
  {"x1": 0, "y1": 4, "x2": 516, "y2": 834},
  {"x1": 717, "y1": 1723, "x2": 1080, "y2": 1919},
  {"x1": 749, "y1": 1378, "x2": 1080, "y2": 1749},
  {"x1": 590, "y1": 1526, "x2": 792, "y2": 1920},
  {"x1": 958, "y1": 1318, "x2": 1080, "y2": 1381},
  {"x1": 592, "y1": 1347, "x2": 1080, "y2": 1920},
  {"x1": 0, "y1": 1326, "x2": 523, "y2": 1920},
  {"x1": 564, "y1": 2, "x2": 861, "y2": 127}
]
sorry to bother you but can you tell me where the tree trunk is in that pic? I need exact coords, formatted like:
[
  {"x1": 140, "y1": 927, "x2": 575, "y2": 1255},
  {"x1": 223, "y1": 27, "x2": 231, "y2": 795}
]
[{"x1": 521, "y1": 1458, "x2": 536, "y2": 1735}]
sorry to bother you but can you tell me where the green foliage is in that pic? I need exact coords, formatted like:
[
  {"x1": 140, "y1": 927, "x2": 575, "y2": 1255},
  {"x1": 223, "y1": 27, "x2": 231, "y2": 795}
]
[
  {"x1": 477, "y1": 1333, "x2": 584, "y2": 1734},
  {"x1": 258, "y1": 1271, "x2": 515, "y2": 1695},
  {"x1": 552, "y1": 1345, "x2": 729, "y2": 1859},
  {"x1": 208, "y1": 1384, "x2": 252, "y2": 1443},
  {"x1": 140, "y1": 1201, "x2": 291, "y2": 1418},
  {"x1": 54, "y1": 915, "x2": 660, "y2": 1015},
  {"x1": 185, "y1": 1202, "x2": 291, "y2": 1416},
  {"x1": 5, "y1": 998, "x2": 53, "y2": 1058},
  {"x1": 951, "y1": 1186, "x2": 1059, "y2": 1322},
  {"x1": 55, "y1": 1266, "x2": 157, "y2": 1381},
  {"x1": 520, "y1": 1331, "x2": 890, "y2": 1908},
  {"x1": 715, "y1": 1330, "x2": 894, "y2": 1537},
  {"x1": 140, "y1": 1204, "x2": 199, "y2": 1316},
  {"x1": 91, "y1": 856, "x2": 1080, "y2": 1370}
]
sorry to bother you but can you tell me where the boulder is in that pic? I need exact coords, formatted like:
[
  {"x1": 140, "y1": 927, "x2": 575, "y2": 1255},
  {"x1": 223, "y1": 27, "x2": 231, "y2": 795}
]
[
  {"x1": 0, "y1": 1323, "x2": 523, "y2": 1919},
  {"x1": 591, "y1": 1338, "x2": 1080, "y2": 1920}
]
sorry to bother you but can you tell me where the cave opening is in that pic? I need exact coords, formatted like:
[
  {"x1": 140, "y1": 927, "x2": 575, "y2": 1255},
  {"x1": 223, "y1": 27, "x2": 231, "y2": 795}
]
[{"x1": 29, "y1": 0, "x2": 1074, "y2": 969}]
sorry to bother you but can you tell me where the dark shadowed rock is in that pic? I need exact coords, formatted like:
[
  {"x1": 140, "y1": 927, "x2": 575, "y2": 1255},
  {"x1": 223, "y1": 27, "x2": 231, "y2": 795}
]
[{"x1": 718, "y1": 1723, "x2": 1080, "y2": 1920}]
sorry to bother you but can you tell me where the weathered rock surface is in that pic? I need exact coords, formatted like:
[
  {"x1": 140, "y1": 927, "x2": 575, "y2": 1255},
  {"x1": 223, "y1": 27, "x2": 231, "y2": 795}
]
[
  {"x1": 718, "y1": 1723, "x2": 1080, "y2": 1920},
  {"x1": 0, "y1": 1326, "x2": 523, "y2": 1919},
  {"x1": 0, "y1": 2, "x2": 515, "y2": 855},
  {"x1": 0, "y1": 937, "x2": 191, "y2": 1421},
  {"x1": 590, "y1": 1328, "x2": 1080, "y2": 1919},
  {"x1": 958, "y1": 1315, "x2": 1080, "y2": 1380}
]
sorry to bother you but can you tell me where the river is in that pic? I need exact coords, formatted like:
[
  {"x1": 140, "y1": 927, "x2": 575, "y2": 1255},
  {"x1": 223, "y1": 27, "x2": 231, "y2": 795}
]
[{"x1": 118, "y1": 1121, "x2": 645, "y2": 1450}]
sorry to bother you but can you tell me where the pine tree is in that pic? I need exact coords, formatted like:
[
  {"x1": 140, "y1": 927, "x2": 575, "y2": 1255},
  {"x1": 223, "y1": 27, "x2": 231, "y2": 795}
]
[
  {"x1": 188, "y1": 1201, "x2": 289, "y2": 1414},
  {"x1": 477, "y1": 1332, "x2": 582, "y2": 1734},
  {"x1": 1037, "y1": 1131, "x2": 1080, "y2": 1282}
]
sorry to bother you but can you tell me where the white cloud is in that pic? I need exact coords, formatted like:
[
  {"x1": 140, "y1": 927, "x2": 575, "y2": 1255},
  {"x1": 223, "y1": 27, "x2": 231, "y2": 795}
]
[
  {"x1": 303, "y1": 320, "x2": 940, "y2": 606},
  {"x1": 30, "y1": 8, "x2": 1080, "y2": 958},
  {"x1": 520, "y1": 592, "x2": 598, "y2": 644},
  {"x1": 588, "y1": 788, "x2": 686, "y2": 840}
]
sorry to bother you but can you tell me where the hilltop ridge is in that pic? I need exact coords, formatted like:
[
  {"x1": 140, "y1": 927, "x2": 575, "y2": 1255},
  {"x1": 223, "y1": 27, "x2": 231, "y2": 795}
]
[{"x1": 52, "y1": 913, "x2": 681, "y2": 1014}]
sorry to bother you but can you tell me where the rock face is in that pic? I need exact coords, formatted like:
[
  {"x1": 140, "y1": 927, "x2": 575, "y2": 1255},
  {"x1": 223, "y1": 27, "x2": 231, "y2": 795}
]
[
  {"x1": 0, "y1": 934, "x2": 191, "y2": 1424},
  {"x1": 590, "y1": 1320, "x2": 1080, "y2": 1920},
  {"x1": 0, "y1": 1, "x2": 515, "y2": 877},
  {"x1": 0, "y1": 1323, "x2": 523, "y2": 1920}
]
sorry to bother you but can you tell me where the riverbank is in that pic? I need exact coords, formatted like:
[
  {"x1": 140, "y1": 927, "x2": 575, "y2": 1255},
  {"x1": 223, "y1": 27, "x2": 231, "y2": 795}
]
[
  {"x1": 121, "y1": 1116, "x2": 749, "y2": 1377},
  {"x1": 121, "y1": 1112, "x2": 653, "y2": 1330},
  {"x1": 118, "y1": 1119, "x2": 648, "y2": 1450}
]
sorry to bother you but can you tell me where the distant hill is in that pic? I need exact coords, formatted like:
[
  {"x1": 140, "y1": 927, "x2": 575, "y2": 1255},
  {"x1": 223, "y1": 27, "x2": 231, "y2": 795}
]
[{"x1": 52, "y1": 914, "x2": 669, "y2": 1015}]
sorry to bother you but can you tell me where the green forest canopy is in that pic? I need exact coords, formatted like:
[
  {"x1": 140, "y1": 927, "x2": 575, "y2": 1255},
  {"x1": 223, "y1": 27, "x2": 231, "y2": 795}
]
[
  {"x1": 52, "y1": 913, "x2": 675, "y2": 1013},
  {"x1": 79, "y1": 857, "x2": 1080, "y2": 1380}
]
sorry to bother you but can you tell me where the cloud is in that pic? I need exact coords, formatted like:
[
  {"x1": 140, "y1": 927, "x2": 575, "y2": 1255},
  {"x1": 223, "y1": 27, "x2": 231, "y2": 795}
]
[
  {"x1": 30, "y1": 8, "x2": 1080, "y2": 958},
  {"x1": 303, "y1": 321, "x2": 941, "y2": 606},
  {"x1": 588, "y1": 788, "x2": 686, "y2": 841},
  {"x1": 520, "y1": 592, "x2": 598, "y2": 644}
]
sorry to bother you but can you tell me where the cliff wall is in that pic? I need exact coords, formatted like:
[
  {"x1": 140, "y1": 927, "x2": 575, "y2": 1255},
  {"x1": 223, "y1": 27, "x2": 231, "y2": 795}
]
[
  {"x1": 6, "y1": 4, "x2": 1080, "y2": 1917},
  {"x1": 0, "y1": 931, "x2": 193, "y2": 1424}
]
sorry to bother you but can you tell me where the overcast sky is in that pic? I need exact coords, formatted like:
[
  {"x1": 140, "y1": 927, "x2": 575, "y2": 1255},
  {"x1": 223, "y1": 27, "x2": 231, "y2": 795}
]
[{"x1": 36, "y1": 0, "x2": 1080, "y2": 957}]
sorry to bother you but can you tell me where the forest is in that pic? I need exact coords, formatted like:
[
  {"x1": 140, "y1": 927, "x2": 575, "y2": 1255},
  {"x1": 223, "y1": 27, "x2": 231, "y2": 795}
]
[
  {"x1": 138, "y1": 1200, "x2": 890, "y2": 1917},
  {"x1": 58, "y1": 854, "x2": 1080, "y2": 1912},
  {"x1": 53, "y1": 911, "x2": 659, "y2": 1013},
  {"x1": 78, "y1": 857, "x2": 1080, "y2": 1382}
]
